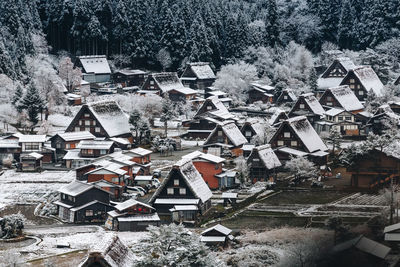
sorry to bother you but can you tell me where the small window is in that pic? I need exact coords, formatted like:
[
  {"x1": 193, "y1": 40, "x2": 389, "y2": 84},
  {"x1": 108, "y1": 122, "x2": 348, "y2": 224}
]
[
  {"x1": 80, "y1": 120, "x2": 85, "y2": 126},
  {"x1": 100, "y1": 149, "x2": 107, "y2": 155},
  {"x1": 277, "y1": 140, "x2": 284, "y2": 146},
  {"x1": 284, "y1": 132, "x2": 290, "y2": 138},
  {"x1": 56, "y1": 143, "x2": 61, "y2": 149},
  {"x1": 338, "y1": 116, "x2": 343, "y2": 121},
  {"x1": 174, "y1": 179, "x2": 179, "y2": 186},
  {"x1": 253, "y1": 158, "x2": 260, "y2": 162},
  {"x1": 345, "y1": 116, "x2": 352, "y2": 121},
  {"x1": 327, "y1": 96, "x2": 332, "y2": 101},
  {"x1": 85, "y1": 127, "x2": 90, "y2": 132},
  {"x1": 284, "y1": 95, "x2": 288, "y2": 100},
  {"x1": 87, "y1": 149, "x2": 93, "y2": 154},
  {"x1": 95, "y1": 127, "x2": 101, "y2": 133},
  {"x1": 167, "y1": 188, "x2": 174, "y2": 195},
  {"x1": 359, "y1": 90, "x2": 364, "y2": 96},
  {"x1": 179, "y1": 188, "x2": 186, "y2": 195},
  {"x1": 66, "y1": 143, "x2": 71, "y2": 149},
  {"x1": 150, "y1": 80, "x2": 154, "y2": 85},
  {"x1": 75, "y1": 127, "x2": 80, "y2": 132},
  {"x1": 350, "y1": 79, "x2": 355, "y2": 83},
  {"x1": 291, "y1": 141, "x2": 297, "y2": 147},
  {"x1": 84, "y1": 113, "x2": 90, "y2": 118},
  {"x1": 112, "y1": 177, "x2": 119, "y2": 182},
  {"x1": 299, "y1": 103, "x2": 305, "y2": 109},
  {"x1": 350, "y1": 84, "x2": 355, "y2": 89},
  {"x1": 85, "y1": 210, "x2": 94, "y2": 216},
  {"x1": 245, "y1": 131, "x2": 252, "y2": 137},
  {"x1": 327, "y1": 102, "x2": 333, "y2": 106},
  {"x1": 207, "y1": 105, "x2": 212, "y2": 110},
  {"x1": 218, "y1": 130, "x2": 223, "y2": 136}
]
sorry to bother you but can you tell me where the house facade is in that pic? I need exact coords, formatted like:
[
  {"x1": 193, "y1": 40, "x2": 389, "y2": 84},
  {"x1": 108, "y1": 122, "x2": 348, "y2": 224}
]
[
  {"x1": 288, "y1": 93, "x2": 325, "y2": 125},
  {"x1": 77, "y1": 55, "x2": 111, "y2": 83},
  {"x1": 247, "y1": 145, "x2": 281, "y2": 183},
  {"x1": 180, "y1": 62, "x2": 216, "y2": 91}
]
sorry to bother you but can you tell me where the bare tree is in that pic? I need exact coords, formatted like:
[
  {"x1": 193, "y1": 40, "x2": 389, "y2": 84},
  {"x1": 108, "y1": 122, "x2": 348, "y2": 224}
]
[
  {"x1": 58, "y1": 57, "x2": 82, "y2": 92},
  {"x1": 157, "y1": 48, "x2": 172, "y2": 71}
]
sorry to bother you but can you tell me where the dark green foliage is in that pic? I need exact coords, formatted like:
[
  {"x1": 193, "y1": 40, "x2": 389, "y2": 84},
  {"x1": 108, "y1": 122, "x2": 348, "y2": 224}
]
[
  {"x1": 21, "y1": 84, "x2": 44, "y2": 126},
  {"x1": 0, "y1": 214, "x2": 25, "y2": 239}
]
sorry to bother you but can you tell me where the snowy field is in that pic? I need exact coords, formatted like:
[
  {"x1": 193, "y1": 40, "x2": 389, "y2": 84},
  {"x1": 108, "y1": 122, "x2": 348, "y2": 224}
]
[{"x1": 0, "y1": 170, "x2": 75, "y2": 210}]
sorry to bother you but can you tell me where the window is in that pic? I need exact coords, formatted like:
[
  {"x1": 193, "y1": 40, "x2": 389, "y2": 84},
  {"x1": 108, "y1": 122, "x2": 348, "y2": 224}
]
[
  {"x1": 167, "y1": 188, "x2": 174, "y2": 195},
  {"x1": 350, "y1": 79, "x2": 355, "y2": 83},
  {"x1": 284, "y1": 132, "x2": 290, "y2": 138},
  {"x1": 253, "y1": 158, "x2": 260, "y2": 162},
  {"x1": 87, "y1": 149, "x2": 93, "y2": 154},
  {"x1": 179, "y1": 188, "x2": 186, "y2": 195},
  {"x1": 80, "y1": 120, "x2": 85, "y2": 125},
  {"x1": 84, "y1": 113, "x2": 90, "y2": 118},
  {"x1": 327, "y1": 102, "x2": 333, "y2": 106},
  {"x1": 245, "y1": 131, "x2": 252, "y2": 137},
  {"x1": 291, "y1": 141, "x2": 297, "y2": 147},
  {"x1": 338, "y1": 116, "x2": 343, "y2": 121},
  {"x1": 100, "y1": 149, "x2": 107, "y2": 155},
  {"x1": 85, "y1": 120, "x2": 90, "y2": 126},
  {"x1": 174, "y1": 179, "x2": 179, "y2": 186},
  {"x1": 93, "y1": 120, "x2": 96, "y2": 126},
  {"x1": 284, "y1": 95, "x2": 288, "y2": 100},
  {"x1": 56, "y1": 143, "x2": 61, "y2": 149},
  {"x1": 218, "y1": 130, "x2": 223, "y2": 136},
  {"x1": 66, "y1": 143, "x2": 71, "y2": 149},
  {"x1": 150, "y1": 80, "x2": 154, "y2": 85},
  {"x1": 277, "y1": 140, "x2": 284, "y2": 146},
  {"x1": 345, "y1": 116, "x2": 352, "y2": 121},
  {"x1": 359, "y1": 90, "x2": 364, "y2": 96},
  {"x1": 24, "y1": 143, "x2": 40, "y2": 151},
  {"x1": 95, "y1": 127, "x2": 100, "y2": 133},
  {"x1": 112, "y1": 177, "x2": 119, "y2": 182},
  {"x1": 85, "y1": 210, "x2": 94, "y2": 216},
  {"x1": 299, "y1": 103, "x2": 305, "y2": 109},
  {"x1": 327, "y1": 96, "x2": 332, "y2": 101},
  {"x1": 350, "y1": 84, "x2": 355, "y2": 89},
  {"x1": 75, "y1": 127, "x2": 80, "y2": 132},
  {"x1": 357, "y1": 84, "x2": 361, "y2": 89},
  {"x1": 207, "y1": 105, "x2": 212, "y2": 110},
  {"x1": 68, "y1": 195, "x2": 74, "y2": 202}
]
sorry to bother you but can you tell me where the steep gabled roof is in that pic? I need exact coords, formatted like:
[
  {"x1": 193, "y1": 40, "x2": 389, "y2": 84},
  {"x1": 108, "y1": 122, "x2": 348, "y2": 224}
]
[
  {"x1": 86, "y1": 100, "x2": 130, "y2": 137},
  {"x1": 114, "y1": 198, "x2": 154, "y2": 212},
  {"x1": 205, "y1": 121, "x2": 247, "y2": 147},
  {"x1": 186, "y1": 62, "x2": 216, "y2": 79},
  {"x1": 321, "y1": 57, "x2": 356, "y2": 77},
  {"x1": 201, "y1": 224, "x2": 232, "y2": 236},
  {"x1": 291, "y1": 93, "x2": 325, "y2": 116},
  {"x1": 324, "y1": 85, "x2": 364, "y2": 111},
  {"x1": 78, "y1": 55, "x2": 111, "y2": 74},
  {"x1": 55, "y1": 131, "x2": 95, "y2": 142},
  {"x1": 19, "y1": 135, "x2": 46, "y2": 143},
  {"x1": 77, "y1": 140, "x2": 114, "y2": 150},
  {"x1": 58, "y1": 180, "x2": 108, "y2": 197},
  {"x1": 241, "y1": 120, "x2": 264, "y2": 138},
  {"x1": 249, "y1": 144, "x2": 281, "y2": 169},
  {"x1": 152, "y1": 72, "x2": 185, "y2": 93},
  {"x1": 150, "y1": 159, "x2": 212, "y2": 204},
  {"x1": 344, "y1": 66, "x2": 384, "y2": 96},
  {"x1": 182, "y1": 150, "x2": 225, "y2": 164},
  {"x1": 194, "y1": 96, "x2": 230, "y2": 118}
]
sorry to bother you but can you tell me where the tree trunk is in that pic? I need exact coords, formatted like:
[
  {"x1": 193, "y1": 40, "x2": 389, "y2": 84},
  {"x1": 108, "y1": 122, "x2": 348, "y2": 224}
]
[{"x1": 164, "y1": 121, "x2": 168, "y2": 138}]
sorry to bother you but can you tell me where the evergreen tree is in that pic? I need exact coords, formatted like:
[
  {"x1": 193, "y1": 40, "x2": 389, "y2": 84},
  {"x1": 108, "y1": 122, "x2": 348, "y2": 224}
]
[
  {"x1": 160, "y1": 95, "x2": 175, "y2": 137},
  {"x1": 21, "y1": 84, "x2": 44, "y2": 127},
  {"x1": 187, "y1": 15, "x2": 213, "y2": 63},
  {"x1": 129, "y1": 109, "x2": 141, "y2": 139},
  {"x1": 308, "y1": 67, "x2": 318, "y2": 93},
  {"x1": 11, "y1": 85, "x2": 24, "y2": 112},
  {"x1": 265, "y1": 0, "x2": 279, "y2": 47},
  {"x1": 337, "y1": 0, "x2": 355, "y2": 49}
]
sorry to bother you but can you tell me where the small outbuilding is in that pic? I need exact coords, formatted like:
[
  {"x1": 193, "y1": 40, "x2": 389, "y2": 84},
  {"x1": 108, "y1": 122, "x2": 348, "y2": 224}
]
[
  {"x1": 200, "y1": 224, "x2": 234, "y2": 247},
  {"x1": 20, "y1": 152, "x2": 43, "y2": 172}
]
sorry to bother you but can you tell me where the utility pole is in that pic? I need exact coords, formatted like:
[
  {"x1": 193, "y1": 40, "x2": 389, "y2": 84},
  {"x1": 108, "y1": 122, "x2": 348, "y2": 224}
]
[{"x1": 390, "y1": 177, "x2": 394, "y2": 224}]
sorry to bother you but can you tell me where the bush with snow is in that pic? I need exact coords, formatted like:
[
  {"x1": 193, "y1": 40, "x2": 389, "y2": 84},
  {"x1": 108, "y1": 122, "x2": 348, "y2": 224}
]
[{"x1": 0, "y1": 213, "x2": 25, "y2": 239}]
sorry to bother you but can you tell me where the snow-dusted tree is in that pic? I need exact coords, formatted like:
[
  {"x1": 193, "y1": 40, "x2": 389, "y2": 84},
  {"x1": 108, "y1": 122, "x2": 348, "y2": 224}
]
[
  {"x1": 251, "y1": 122, "x2": 275, "y2": 145},
  {"x1": 138, "y1": 119, "x2": 151, "y2": 145},
  {"x1": 243, "y1": 46, "x2": 275, "y2": 78},
  {"x1": 247, "y1": 20, "x2": 266, "y2": 48},
  {"x1": 20, "y1": 84, "x2": 44, "y2": 129},
  {"x1": 156, "y1": 48, "x2": 172, "y2": 71},
  {"x1": 213, "y1": 61, "x2": 258, "y2": 105},
  {"x1": 133, "y1": 224, "x2": 223, "y2": 267},
  {"x1": 308, "y1": 67, "x2": 318, "y2": 93},
  {"x1": 0, "y1": 249, "x2": 21, "y2": 267},
  {"x1": 0, "y1": 213, "x2": 25, "y2": 239},
  {"x1": 129, "y1": 109, "x2": 141, "y2": 139},
  {"x1": 285, "y1": 156, "x2": 318, "y2": 181},
  {"x1": 11, "y1": 85, "x2": 24, "y2": 113},
  {"x1": 37, "y1": 120, "x2": 53, "y2": 135},
  {"x1": 326, "y1": 129, "x2": 342, "y2": 155},
  {"x1": 160, "y1": 95, "x2": 175, "y2": 137},
  {"x1": 58, "y1": 57, "x2": 82, "y2": 92},
  {"x1": 234, "y1": 156, "x2": 250, "y2": 185}
]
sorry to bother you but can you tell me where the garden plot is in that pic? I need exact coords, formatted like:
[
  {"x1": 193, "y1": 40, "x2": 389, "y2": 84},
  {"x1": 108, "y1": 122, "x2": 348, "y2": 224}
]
[
  {"x1": 0, "y1": 170, "x2": 75, "y2": 210},
  {"x1": 331, "y1": 192, "x2": 387, "y2": 206}
]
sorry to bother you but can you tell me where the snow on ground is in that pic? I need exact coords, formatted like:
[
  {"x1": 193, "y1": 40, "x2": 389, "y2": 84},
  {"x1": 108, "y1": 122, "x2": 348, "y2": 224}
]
[
  {"x1": 181, "y1": 139, "x2": 205, "y2": 147},
  {"x1": 47, "y1": 114, "x2": 73, "y2": 128},
  {"x1": 153, "y1": 118, "x2": 182, "y2": 128},
  {"x1": 0, "y1": 170, "x2": 75, "y2": 210}
]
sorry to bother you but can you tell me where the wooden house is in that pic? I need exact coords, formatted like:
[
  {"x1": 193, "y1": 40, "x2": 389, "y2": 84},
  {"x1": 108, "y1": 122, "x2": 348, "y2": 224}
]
[
  {"x1": 54, "y1": 180, "x2": 113, "y2": 223},
  {"x1": 367, "y1": 104, "x2": 400, "y2": 135},
  {"x1": 269, "y1": 109, "x2": 289, "y2": 126},
  {"x1": 141, "y1": 72, "x2": 184, "y2": 96},
  {"x1": 63, "y1": 140, "x2": 115, "y2": 168},
  {"x1": 288, "y1": 93, "x2": 325, "y2": 125},
  {"x1": 200, "y1": 224, "x2": 233, "y2": 247},
  {"x1": 215, "y1": 169, "x2": 238, "y2": 189},
  {"x1": 20, "y1": 152, "x2": 43, "y2": 172},
  {"x1": 203, "y1": 121, "x2": 247, "y2": 157},
  {"x1": 50, "y1": 131, "x2": 95, "y2": 155},
  {"x1": 65, "y1": 100, "x2": 133, "y2": 142},
  {"x1": 247, "y1": 145, "x2": 281, "y2": 183},
  {"x1": 90, "y1": 180, "x2": 124, "y2": 201},
  {"x1": 182, "y1": 151, "x2": 225, "y2": 190},
  {"x1": 168, "y1": 87, "x2": 198, "y2": 102},
  {"x1": 109, "y1": 137, "x2": 132, "y2": 150},
  {"x1": 269, "y1": 116, "x2": 328, "y2": 164},
  {"x1": 248, "y1": 82, "x2": 274, "y2": 104},
  {"x1": 384, "y1": 223, "x2": 400, "y2": 242},
  {"x1": 317, "y1": 57, "x2": 356, "y2": 91},
  {"x1": 222, "y1": 192, "x2": 237, "y2": 207},
  {"x1": 77, "y1": 55, "x2": 111, "y2": 83},
  {"x1": 180, "y1": 62, "x2": 216, "y2": 91},
  {"x1": 66, "y1": 93, "x2": 82, "y2": 106},
  {"x1": 318, "y1": 108, "x2": 363, "y2": 137},
  {"x1": 319, "y1": 85, "x2": 364, "y2": 113},
  {"x1": 206, "y1": 90, "x2": 232, "y2": 108},
  {"x1": 149, "y1": 159, "x2": 212, "y2": 221},
  {"x1": 0, "y1": 139, "x2": 21, "y2": 162},
  {"x1": 340, "y1": 66, "x2": 384, "y2": 101},
  {"x1": 123, "y1": 147, "x2": 152, "y2": 174},
  {"x1": 105, "y1": 198, "x2": 160, "y2": 231},
  {"x1": 79, "y1": 235, "x2": 134, "y2": 267},
  {"x1": 276, "y1": 89, "x2": 297, "y2": 105},
  {"x1": 345, "y1": 147, "x2": 400, "y2": 188},
  {"x1": 113, "y1": 69, "x2": 147, "y2": 87},
  {"x1": 19, "y1": 135, "x2": 54, "y2": 163},
  {"x1": 389, "y1": 101, "x2": 400, "y2": 114}
]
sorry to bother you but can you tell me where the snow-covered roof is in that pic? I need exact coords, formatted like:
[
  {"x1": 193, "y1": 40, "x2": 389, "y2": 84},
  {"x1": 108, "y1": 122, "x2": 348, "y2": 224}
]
[
  {"x1": 169, "y1": 205, "x2": 198, "y2": 211},
  {"x1": 182, "y1": 150, "x2": 225, "y2": 164},
  {"x1": 200, "y1": 236, "x2": 227, "y2": 242},
  {"x1": 125, "y1": 147, "x2": 152, "y2": 157},
  {"x1": 208, "y1": 96, "x2": 229, "y2": 113},
  {"x1": 63, "y1": 149, "x2": 88, "y2": 160},
  {"x1": 302, "y1": 93, "x2": 325, "y2": 115},
  {"x1": 277, "y1": 147, "x2": 309, "y2": 157},
  {"x1": 187, "y1": 62, "x2": 216, "y2": 79},
  {"x1": 117, "y1": 213, "x2": 160, "y2": 222},
  {"x1": 78, "y1": 55, "x2": 111, "y2": 74},
  {"x1": 333, "y1": 236, "x2": 390, "y2": 260},
  {"x1": 325, "y1": 108, "x2": 345, "y2": 117},
  {"x1": 286, "y1": 116, "x2": 328, "y2": 153},
  {"x1": 154, "y1": 198, "x2": 200, "y2": 205},
  {"x1": 152, "y1": 72, "x2": 185, "y2": 93},
  {"x1": 347, "y1": 66, "x2": 384, "y2": 96},
  {"x1": 317, "y1": 77, "x2": 344, "y2": 90},
  {"x1": 56, "y1": 131, "x2": 95, "y2": 142},
  {"x1": 321, "y1": 57, "x2": 355, "y2": 77},
  {"x1": 86, "y1": 100, "x2": 130, "y2": 137},
  {"x1": 250, "y1": 81, "x2": 274, "y2": 92},
  {"x1": 19, "y1": 135, "x2": 46, "y2": 143},
  {"x1": 208, "y1": 90, "x2": 227, "y2": 97},
  {"x1": 170, "y1": 87, "x2": 198, "y2": 95},
  {"x1": 114, "y1": 198, "x2": 154, "y2": 212},
  {"x1": 221, "y1": 192, "x2": 237, "y2": 198},
  {"x1": 242, "y1": 119, "x2": 264, "y2": 139},
  {"x1": 58, "y1": 180, "x2": 96, "y2": 196},
  {"x1": 250, "y1": 144, "x2": 281, "y2": 169},
  {"x1": 269, "y1": 109, "x2": 287, "y2": 125},
  {"x1": 115, "y1": 69, "x2": 147, "y2": 76},
  {"x1": 325, "y1": 85, "x2": 364, "y2": 111},
  {"x1": 21, "y1": 152, "x2": 43, "y2": 160},
  {"x1": 79, "y1": 235, "x2": 134, "y2": 267},
  {"x1": 206, "y1": 121, "x2": 247, "y2": 147},
  {"x1": 134, "y1": 175, "x2": 153, "y2": 181},
  {"x1": 77, "y1": 140, "x2": 114, "y2": 150},
  {"x1": 384, "y1": 223, "x2": 400, "y2": 233},
  {"x1": 109, "y1": 137, "x2": 131, "y2": 145},
  {"x1": 201, "y1": 224, "x2": 232, "y2": 236},
  {"x1": 150, "y1": 159, "x2": 212, "y2": 204}
]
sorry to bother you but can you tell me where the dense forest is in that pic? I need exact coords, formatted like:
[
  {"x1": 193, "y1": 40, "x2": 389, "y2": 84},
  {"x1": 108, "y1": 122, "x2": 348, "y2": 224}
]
[{"x1": 1, "y1": 0, "x2": 400, "y2": 79}]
